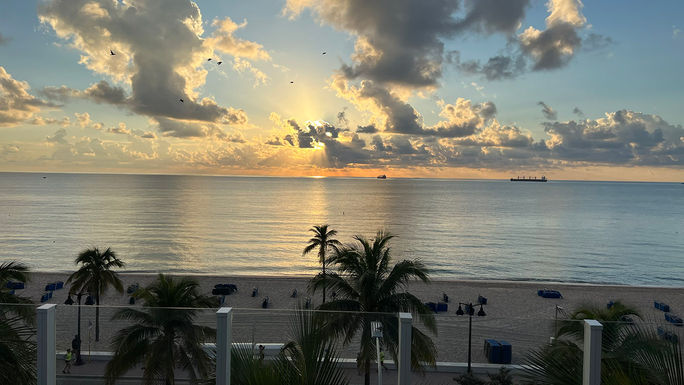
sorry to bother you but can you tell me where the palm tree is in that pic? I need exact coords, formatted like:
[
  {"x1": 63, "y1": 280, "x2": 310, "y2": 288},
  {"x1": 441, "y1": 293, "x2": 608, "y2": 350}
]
[
  {"x1": 105, "y1": 274, "x2": 216, "y2": 385},
  {"x1": 0, "y1": 261, "x2": 36, "y2": 385},
  {"x1": 303, "y1": 224, "x2": 341, "y2": 304},
  {"x1": 66, "y1": 247, "x2": 125, "y2": 341},
  {"x1": 309, "y1": 231, "x2": 437, "y2": 385},
  {"x1": 204, "y1": 308, "x2": 349, "y2": 385},
  {"x1": 276, "y1": 308, "x2": 349, "y2": 385},
  {"x1": 521, "y1": 301, "x2": 683, "y2": 385}
]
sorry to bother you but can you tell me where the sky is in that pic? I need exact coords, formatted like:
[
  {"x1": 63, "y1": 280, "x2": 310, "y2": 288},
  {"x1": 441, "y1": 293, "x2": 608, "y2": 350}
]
[{"x1": 0, "y1": 0, "x2": 683, "y2": 181}]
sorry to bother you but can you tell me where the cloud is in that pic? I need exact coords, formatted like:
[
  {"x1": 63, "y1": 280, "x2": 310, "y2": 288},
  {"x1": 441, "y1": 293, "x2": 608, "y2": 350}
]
[
  {"x1": 205, "y1": 17, "x2": 270, "y2": 61},
  {"x1": 84, "y1": 81, "x2": 128, "y2": 105},
  {"x1": 153, "y1": 117, "x2": 225, "y2": 138},
  {"x1": 74, "y1": 112, "x2": 91, "y2": 127},
  {"x1": 544, "y1": 110, "x2": 684, "y2": 165},
  {"x1": 46, "y1": 128, "x2": 68, "y2": 144},
  {"x1": 38, "y1": 0, "x2": 253, "y2": 137},
  {"x1": 0, "y1": 66, "x2": 56, "y2": 126},
  {"x1": 518, "y1": 0, "x2": 586, "y2": 71},
  {"x1": 582, "y1": 33, "x2": 613, "y2": 51},
  {"x1": 454, "y1": 0, "x2": 530, "y2": 35},
  {"x1": 357, "y1": 124, "x2": 378, "y2": 134},
  {"x1": 456, "y1": 53, "x2": 527, "y2": 81},
  {"x1": 572, "y1": 107, "x2": 584, "y2": 117},
  {"x1": 428, "y1": 98, "x2": 496, "y2": 137},
  {"x1": 538, "y1": 101, "x2": 558, "y2": 120},
  {"x1": 232, "y1": 58, "x2": 269, "y2": 87},
  {"x1": 285, "y1": 0, "x2": 463, "y2": 88}
]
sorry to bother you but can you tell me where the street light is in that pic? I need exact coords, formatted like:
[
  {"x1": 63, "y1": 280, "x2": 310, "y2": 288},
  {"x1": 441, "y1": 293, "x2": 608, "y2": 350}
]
[
  {"x1": 455, "y1": 302, "x2": 486, "y2": 373},
  {"x1": 64, "y1": 291, "x2": 93, "y2": 366},
  {"x1": 370, "y1": 321, "x2": 383, "y2": 385}
]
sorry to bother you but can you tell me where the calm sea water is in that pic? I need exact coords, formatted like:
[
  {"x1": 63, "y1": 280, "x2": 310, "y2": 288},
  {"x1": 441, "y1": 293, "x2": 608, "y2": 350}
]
[{"x1": 0, "y1": 172, "x2": 682, "y2": 286}]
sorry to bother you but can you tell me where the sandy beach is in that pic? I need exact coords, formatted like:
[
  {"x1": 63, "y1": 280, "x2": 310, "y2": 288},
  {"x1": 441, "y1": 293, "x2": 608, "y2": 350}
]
[{"x1": 12, "y1": 272, "x2": 684, "y2": 367}]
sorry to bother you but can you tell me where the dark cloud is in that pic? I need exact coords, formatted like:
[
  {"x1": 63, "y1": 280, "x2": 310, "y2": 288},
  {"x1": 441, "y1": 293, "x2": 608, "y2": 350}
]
[
  {"x1": 572, "y1": 107, "x2": 584, "y2": 117},
  {"x1": 454, "y1": 0, "x2": 530, "y2": 35},
  {"x1": 519, "y1": 23, "x2": 582, "y2": 70},
  {"x1": 538, "y1": 101, "x2": 558, "y2": 120},
  {"x1": 84, "y1": 81, "x2": 128, "y2": 105},
  {"x1": 287, "y1": 0, "x2": 464, "y2": 87},
  {"x1": 357, "y1": 124, "x2": 378, "y2": 134},
  {"x1": 154, "y1": 117, "x2": 224, "y2": 138},
  {"x1": 583, "y1": 33, "x2": 613, "y2": 52},
  {"x1": 357, "y1": 81, "x2": 424, "y2": 135},
  {"x1": 39, "y1": 85, "x2": 80, "y2": 102},
  {"x1": 457, "y1": 54, "x2": 526, "y2": 80}
]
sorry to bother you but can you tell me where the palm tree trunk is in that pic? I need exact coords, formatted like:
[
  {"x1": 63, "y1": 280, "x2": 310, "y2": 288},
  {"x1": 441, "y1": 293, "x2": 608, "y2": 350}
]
[
  {"x1": 364, "y1": 358, "x2": 371, "y2": 385},
  {"x1": 95, "y1": 294, "x2": 100, "y2": 342},
  {"x1": 322, "y1": 258, "x2": 326, "y2": 304}
]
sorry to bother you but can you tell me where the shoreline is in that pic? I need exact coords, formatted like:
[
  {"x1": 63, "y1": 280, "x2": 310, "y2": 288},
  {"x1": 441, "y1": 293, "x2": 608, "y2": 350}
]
[{"x1": 23, "y1": 270, "x2": 684, "y2": 290}]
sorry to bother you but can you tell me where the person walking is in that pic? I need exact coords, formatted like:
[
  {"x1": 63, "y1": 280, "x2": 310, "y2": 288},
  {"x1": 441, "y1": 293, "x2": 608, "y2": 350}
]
[{"x1": 62, "y1": 349, "x2": 73, "y2": 374}]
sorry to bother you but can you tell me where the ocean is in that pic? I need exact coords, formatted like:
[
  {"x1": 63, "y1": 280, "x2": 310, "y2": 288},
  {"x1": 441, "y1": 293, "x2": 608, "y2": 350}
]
[{"x1": 0, "y1": 172, "x2": 682, "y2": 286}]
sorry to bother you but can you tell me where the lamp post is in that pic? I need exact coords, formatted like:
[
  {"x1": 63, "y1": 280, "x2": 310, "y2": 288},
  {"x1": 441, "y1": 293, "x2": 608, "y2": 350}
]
[
  {"x1": 370, "y1": 321, "x2": 383, "y2": 385},
  {"x1": 455, "y1": 302, "x2": 486, "y2": 373},
  {"x1": 64, "y1": 292, "x2": 94, "y2": 365}
]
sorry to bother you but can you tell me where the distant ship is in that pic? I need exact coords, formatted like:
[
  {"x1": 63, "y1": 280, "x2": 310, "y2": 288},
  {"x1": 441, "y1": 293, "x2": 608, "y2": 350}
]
[
  {"x1": 510, "y1": 176, "x2": 547, "y2": 182},
  {"x1": 377, "y1": 174, "x2": 387, "y2": 179}
]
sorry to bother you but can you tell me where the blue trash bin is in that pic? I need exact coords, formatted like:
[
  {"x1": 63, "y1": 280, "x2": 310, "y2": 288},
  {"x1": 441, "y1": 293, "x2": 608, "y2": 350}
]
[{"x1": 499, "y1": 340, "x2": 512, "y2": 364}]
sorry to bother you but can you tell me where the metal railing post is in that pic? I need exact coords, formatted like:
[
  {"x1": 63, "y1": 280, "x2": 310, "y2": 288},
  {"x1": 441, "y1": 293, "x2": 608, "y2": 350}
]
[
  {"x1": 398, "y1": 312, "x2": 412, "y2": 385},
  {"x1": 37, "y1": 304, "x2": 56, "y2": 385},
  {"x1": 583, "y1": 319, "x2": 603, "y2": 385},
  {"x1": 216, "y1": 307, "x2": 233, "y2": 385}
]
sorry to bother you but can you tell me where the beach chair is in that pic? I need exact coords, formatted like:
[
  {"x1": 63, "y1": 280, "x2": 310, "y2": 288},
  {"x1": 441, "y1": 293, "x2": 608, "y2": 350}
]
[
  {"x1": 40, "y1": 293, "x2": 50, "y2": 303},
  {"x1": 540, "y1": 290, "x2": 562, "y2": 299},
  {"x1": 424, "y1": 302, "x2": 437, "y2": 313},
  {"x1": 607, "y1": 300, "x2": 614, "y2": 309},
  {"x1": 7, "y1": 281, "x2": 24, "y2": 290},
  {"x1": 665, "y1": 313, "x2": 683, "y2": 327},
  {"x1": 478, "y1": 295, "x2": 487, "y2": 305},
  {"x1": 654, "y1": 301, "x2": 670, "y2": 312},
  {"x1": 8, "y1": 289, "x2": 15, "y2": 295},
  {"x1": 437, "y1": 302, "x2": 448, "y2": 312},
  {"x1": 45, "y1": 283, "x2": 56, "y2": 291},
  {"x1": 55, "y1": 281, "x2": 64, "y2": 290}
]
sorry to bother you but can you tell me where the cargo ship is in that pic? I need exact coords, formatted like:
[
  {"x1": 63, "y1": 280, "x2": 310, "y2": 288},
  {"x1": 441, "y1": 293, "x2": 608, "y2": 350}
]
[
  {"x1": 377, "y1": 174, "x2": 387, "y2": 179},
  {"x1": 510, "y1": 176, "x2": 547, "y2": 182}
]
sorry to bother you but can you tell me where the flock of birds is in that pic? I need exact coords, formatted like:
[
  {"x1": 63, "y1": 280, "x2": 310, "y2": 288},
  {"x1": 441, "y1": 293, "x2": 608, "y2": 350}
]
[{"x1": 108, "y1": 49, "x2": 328, "y2": 104}]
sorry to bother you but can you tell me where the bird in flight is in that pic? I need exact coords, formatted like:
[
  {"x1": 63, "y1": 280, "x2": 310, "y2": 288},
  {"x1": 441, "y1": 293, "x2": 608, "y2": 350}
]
[
  {"x1": 217, "y1": 61, "x2": 222, "y2": 65},
  {"x1": 207, "y1": 58, "x2": 212, "y2": 61},
  {"x1": 322, "y1": 52, "x2": 326, "y2": 55},
  {"x1": 179, "y1": 98, "x2": 184, "y2": 103},
  {"x1": 290, "y1": 81, "x2": 294, "y2": 84},
  {"x1": 110, "y1": 50, "x2": 115, "y2": 55}
]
